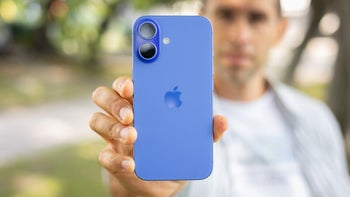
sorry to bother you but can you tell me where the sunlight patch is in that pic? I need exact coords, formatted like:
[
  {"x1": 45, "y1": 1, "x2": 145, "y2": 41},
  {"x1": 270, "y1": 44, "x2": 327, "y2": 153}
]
[{"x1": 13, "y1": 173, "x2": 62, "y2": 197}]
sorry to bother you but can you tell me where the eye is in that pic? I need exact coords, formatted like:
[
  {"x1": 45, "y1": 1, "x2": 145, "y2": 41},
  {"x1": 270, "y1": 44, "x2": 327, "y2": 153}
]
[
  {"x1": 216, "y1": 8, "x2": 235, "y2": 22},
  {"x1": 248, "y1": 12, "x2": 266, "y2": 24}
]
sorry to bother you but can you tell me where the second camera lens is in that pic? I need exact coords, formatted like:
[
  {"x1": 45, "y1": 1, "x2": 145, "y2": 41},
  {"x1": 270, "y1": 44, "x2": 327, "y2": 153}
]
[
  {"x1": 139, "y1": 22, "x2": 156, "y2": 39},
  {"x1": 139, "y1": 43, "x2": 157, "y2": 60}
]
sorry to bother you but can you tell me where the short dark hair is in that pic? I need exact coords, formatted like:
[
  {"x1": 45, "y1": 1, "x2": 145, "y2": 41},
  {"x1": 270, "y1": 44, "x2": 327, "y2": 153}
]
[{"x1": 201, "y1": 0, "x2": 282, "y2": 17}]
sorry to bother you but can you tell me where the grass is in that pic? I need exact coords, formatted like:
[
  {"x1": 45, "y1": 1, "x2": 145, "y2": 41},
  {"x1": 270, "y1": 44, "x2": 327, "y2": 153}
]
[
  {"x1": 0, "y1": 54, "x2": 132, "y2": 196},
  {"x1": 294, "y1": 82, "x2": 329, "y2": 101},
  {"x1": 0, "y1": 141, "x2": 109, "y2": 197}
]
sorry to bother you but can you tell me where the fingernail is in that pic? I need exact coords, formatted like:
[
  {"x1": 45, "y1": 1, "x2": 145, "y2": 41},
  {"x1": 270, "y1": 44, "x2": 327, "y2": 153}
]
[
  {"x1": 121, "y1": 160, "x2": 131, "y2": 170},
  {"x1": 118, "y1": 80, "x2": 125, "y2": 93},
  {"x1": 92, "y1": 88, "x2": 101, "y2": 98},
  {"x1": 120, "y1": 127, "x2": 130, "y2": 140},
  {"x1": 119, "y1": 107, "x2": 131, "y2": 121}
]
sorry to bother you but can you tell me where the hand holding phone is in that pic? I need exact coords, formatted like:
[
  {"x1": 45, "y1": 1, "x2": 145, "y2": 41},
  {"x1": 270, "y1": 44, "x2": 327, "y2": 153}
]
[
  {"x1": 90, "y1": 15, "x2": 228, "y2": 195},
  {"x1": 91, "y1": 77, "x2": 227, "y2": 196}
]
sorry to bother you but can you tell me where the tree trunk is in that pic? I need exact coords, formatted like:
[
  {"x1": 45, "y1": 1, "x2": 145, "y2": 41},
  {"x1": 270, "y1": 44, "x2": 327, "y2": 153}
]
[
  {"x1": 83, "y1": 0, "x2": 128, "y2": 72},
  {"x1": 31, "y1": 0, "x2": 56, "y2": 53},
  {"x1": 327, "y1": 0, "x2": 350, "y2": 169},
  {"x1": 284, "y1": 0, "x2": 328, "y2": 84}
]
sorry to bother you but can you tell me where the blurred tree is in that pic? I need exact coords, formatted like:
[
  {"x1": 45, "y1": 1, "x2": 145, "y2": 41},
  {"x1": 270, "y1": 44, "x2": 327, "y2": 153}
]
[
  {"x1": 0, "y1": 0, "x2": 43, "y2": 53},
  {"x1": 132, "y1": 0, "x2": 184, "y2": 9},
  {"x1": 327, "y1": 0, "x2": 350, "y2": 138},
  {"x1": 0, "y1": 0, "x2": 187, "y2": 68},
  {"x1": 281, "y1": 0, "x2": 350, "y2": 165},
  {"x1": 283, "y1": 0, "x2": 329, "y2": 84},
  {"x1": 45, "y1": 0, "x2": 120, "y2": 67},
  {"x1": 32, "y1": 0, "x2": 55, "y2": 53}
]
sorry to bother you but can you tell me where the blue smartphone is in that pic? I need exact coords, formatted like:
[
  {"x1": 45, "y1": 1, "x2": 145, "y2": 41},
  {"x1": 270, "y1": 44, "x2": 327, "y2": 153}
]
[{"x1": 132, "y1": 16, "x2": 213, "y2": 181}]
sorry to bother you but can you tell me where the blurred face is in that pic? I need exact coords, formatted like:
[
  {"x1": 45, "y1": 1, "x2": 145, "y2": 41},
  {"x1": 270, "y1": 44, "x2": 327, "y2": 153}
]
[{"x1": 202, "y1": 0, "x2": 285, "y2": 85}]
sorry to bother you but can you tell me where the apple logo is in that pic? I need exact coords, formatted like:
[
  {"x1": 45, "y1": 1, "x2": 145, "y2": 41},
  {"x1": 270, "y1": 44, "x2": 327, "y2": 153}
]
[{"x1": 164, "y1": 86, "x2": 182, "y2": 109}]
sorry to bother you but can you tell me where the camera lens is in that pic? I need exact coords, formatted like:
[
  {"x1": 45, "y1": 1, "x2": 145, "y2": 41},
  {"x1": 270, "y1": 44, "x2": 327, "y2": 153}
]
[
  {"x1": 139, "y1": 22, "x2": 156, "y2": 39},
  {"x1": 139, "y1": 43, "x2": 157, "y2": 60}
]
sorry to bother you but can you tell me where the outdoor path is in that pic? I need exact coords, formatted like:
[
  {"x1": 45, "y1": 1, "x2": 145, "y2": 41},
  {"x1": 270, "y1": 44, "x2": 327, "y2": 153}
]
[{"x1": 0, "y1": 97, "x2": 100, "y2": 166}]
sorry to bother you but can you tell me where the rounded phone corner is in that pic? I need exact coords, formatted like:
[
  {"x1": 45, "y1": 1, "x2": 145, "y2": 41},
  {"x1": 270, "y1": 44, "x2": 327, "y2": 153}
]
[
  {"x1": 193, "y1": 162, "x2": 213, "y2": 180},
  {"x1": 199, "y1": 166, "x2": 213, "y2": 180},
  {"x1": 196, "y1": 15, "x2": 213, "y2": 31},
  {"x1": 134, "y1": 168, "x2": 150, "y2": 181}
]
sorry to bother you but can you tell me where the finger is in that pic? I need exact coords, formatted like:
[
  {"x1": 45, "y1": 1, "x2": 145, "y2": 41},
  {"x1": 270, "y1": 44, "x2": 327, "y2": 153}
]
[
  {"x1": 89, "y1": 113, "x2": 134, "y2": 156},
  {"x1": 113, "y1": 77, "x2": 134, "y2": 103},
  {"x1": 99, "y1": 145, "x2": 135, "y2": 175},
  {"x1": 92, "y1": 86, "x2": 133, "y2": 125},
  {"x1": 213, "y1": 115, "x2": 228, "y2": 142},
  {"x1": 89, "y1": 112, "x2": 137, "y2": 144}
]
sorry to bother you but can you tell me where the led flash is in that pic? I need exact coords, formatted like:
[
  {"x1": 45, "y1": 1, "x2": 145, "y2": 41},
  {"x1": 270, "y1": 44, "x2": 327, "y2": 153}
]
[{"x1": 163, "y1": 37, "x2": 170, "y2": 45}]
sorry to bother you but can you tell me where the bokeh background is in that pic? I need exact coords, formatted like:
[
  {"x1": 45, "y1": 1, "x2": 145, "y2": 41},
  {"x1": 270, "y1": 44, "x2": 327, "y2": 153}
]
[{"x1": 0, "y1": 0, "x2": 349, "y2": 196}]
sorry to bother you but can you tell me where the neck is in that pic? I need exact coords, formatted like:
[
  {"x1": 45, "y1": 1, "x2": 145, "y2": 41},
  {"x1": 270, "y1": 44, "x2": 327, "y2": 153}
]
[{"x1": 214, "y1": 74, "x2": 268, "y2": 102}]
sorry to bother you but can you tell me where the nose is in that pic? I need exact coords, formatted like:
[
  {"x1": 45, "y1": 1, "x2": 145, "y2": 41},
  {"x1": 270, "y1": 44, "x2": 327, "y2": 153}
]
[{"x1": 227, "y1": 17, "x2": 252, "y2": 46}]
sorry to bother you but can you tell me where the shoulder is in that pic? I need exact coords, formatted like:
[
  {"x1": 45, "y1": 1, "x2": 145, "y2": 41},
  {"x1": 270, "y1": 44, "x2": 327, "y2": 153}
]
[
  {"x1": 273, "y1": 83, "x2": 333, "y2": 118},
  {"x1": 273, "y1": 83, "x2": 342, "y2": 140},
  {"x1": 274, "y1": 84, "x2": 321, "y2": 106},
  {"x1": 274, "y1": 83, "x2": 343, "y2": 145},
  {"x1": 273, "y1": 83, "x2": 349, "y2": 172}
]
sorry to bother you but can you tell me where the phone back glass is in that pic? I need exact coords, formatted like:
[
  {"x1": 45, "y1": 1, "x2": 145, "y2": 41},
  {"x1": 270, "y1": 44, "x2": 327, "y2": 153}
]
[{"x1": 133, "y1": 16, "x2": 213, "y2": 180}]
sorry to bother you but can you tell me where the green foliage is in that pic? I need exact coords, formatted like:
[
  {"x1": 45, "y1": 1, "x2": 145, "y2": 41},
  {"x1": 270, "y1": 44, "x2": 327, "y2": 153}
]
[
  {"x1": 47, "y1": 0, "x2": 112, "y2": 60},
  {"x1": 0, "y1": 142, "x2": 108, "y2": 197},
  {"x1": 0, "y1": 0, "x2": 188, "y2": 67},
  {"x1": 132, "y1": 0, "x2": 186, "y2": 10}
]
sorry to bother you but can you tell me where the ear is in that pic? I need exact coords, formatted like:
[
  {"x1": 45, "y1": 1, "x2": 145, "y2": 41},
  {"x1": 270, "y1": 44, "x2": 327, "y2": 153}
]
[{"x1": 273, "y1": 18, "x2": 288, "y2": 45}]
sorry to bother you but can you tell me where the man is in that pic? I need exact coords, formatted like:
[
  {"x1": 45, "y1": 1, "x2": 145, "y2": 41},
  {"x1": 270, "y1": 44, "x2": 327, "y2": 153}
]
[{"x1": 89, "y1": 0, "x2": 350, "y2": 196}]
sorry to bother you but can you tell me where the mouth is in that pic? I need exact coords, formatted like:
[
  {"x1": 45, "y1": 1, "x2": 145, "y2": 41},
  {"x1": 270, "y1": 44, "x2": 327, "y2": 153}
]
[{"x1": 220, "y1": 52, "x2": 251, "y2": 67}]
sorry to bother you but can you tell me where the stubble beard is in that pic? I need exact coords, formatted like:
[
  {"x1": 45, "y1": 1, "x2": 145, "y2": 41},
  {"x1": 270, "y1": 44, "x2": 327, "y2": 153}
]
[{"x1": 215, "y1": 63, "x2": 260, "y2": 87}]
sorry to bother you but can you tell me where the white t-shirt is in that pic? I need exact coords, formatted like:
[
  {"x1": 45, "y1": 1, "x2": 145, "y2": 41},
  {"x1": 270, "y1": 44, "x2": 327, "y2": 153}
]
[{"x1": 176, "y1": 91, "x2": 311, "y2": 197}]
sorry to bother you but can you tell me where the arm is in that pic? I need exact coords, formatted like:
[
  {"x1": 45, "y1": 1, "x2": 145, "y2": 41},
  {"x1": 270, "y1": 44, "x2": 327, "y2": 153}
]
[{"x1": 90, "y1": 77, "x2": 228, "y2": 197}]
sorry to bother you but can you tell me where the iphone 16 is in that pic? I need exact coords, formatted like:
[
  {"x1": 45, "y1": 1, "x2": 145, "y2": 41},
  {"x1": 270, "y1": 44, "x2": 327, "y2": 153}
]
[{"x1": 133, "y1": 16, "x2": 213, "y2": 180}]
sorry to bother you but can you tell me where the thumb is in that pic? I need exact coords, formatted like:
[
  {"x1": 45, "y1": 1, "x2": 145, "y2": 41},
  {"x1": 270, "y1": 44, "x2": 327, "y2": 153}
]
[{"x1": 213, "y1": 115, "x2": 228, "y2": 142}]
